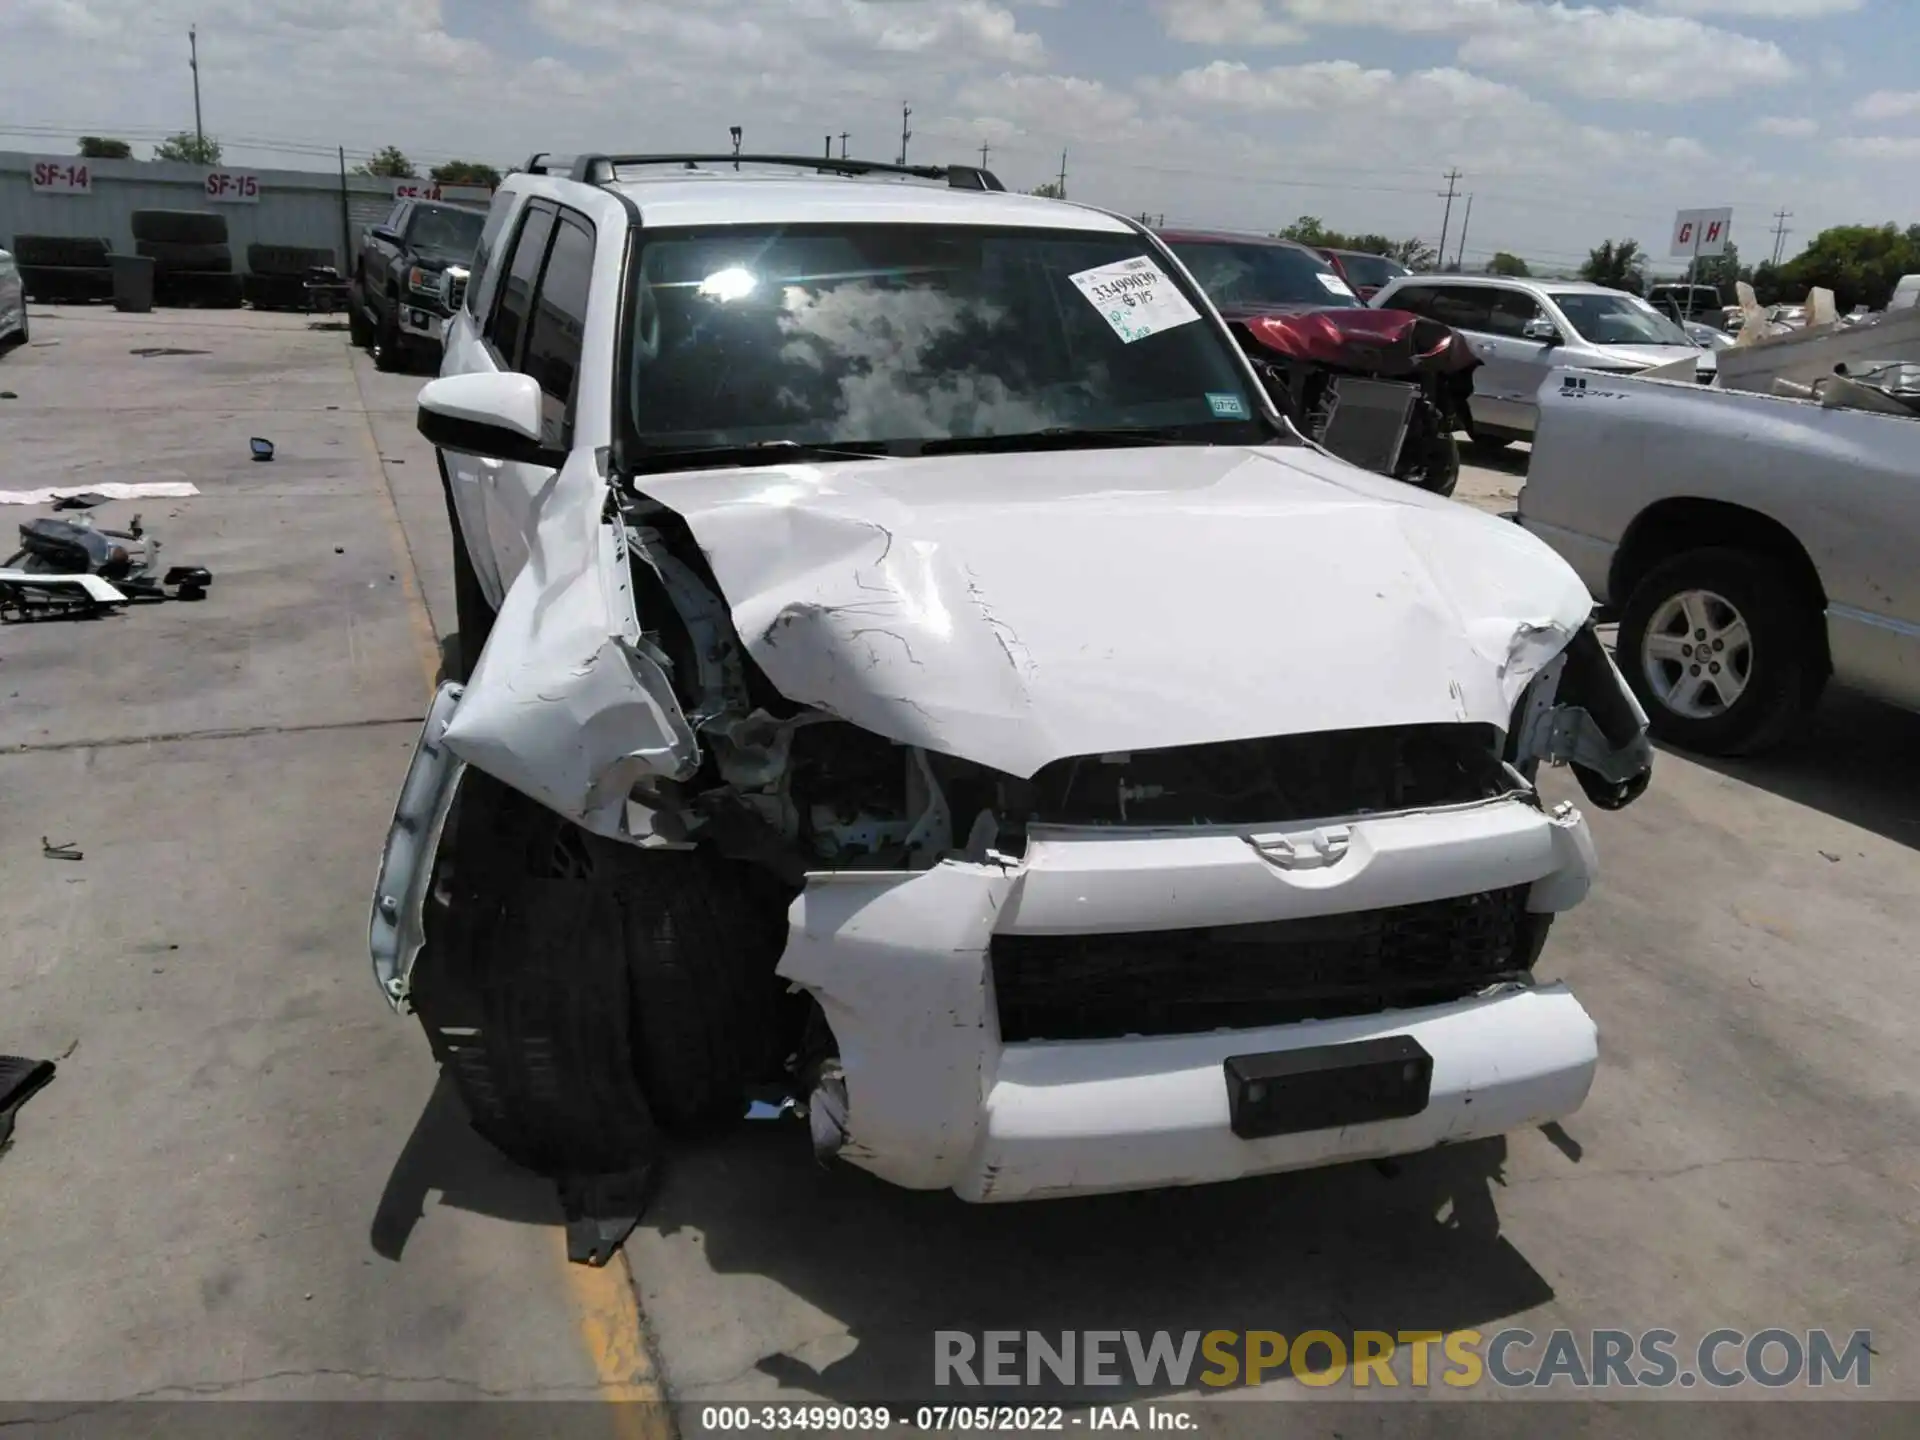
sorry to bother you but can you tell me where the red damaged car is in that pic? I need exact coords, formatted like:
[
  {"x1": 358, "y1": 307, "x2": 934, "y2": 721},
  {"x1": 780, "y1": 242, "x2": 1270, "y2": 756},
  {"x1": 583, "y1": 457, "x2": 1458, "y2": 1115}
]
[{"x1": 1160, "y1": 229, "x2": 1475, "y2": 497}]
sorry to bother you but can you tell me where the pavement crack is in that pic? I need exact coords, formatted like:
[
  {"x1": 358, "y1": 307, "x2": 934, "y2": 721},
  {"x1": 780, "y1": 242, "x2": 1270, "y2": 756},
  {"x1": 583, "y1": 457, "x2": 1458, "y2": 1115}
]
[
  {"x1": 1510, "y1": 1141, "x2": 1919, "y2": 1186},
  {"x1": 0, "y1": 1367, "x2": 630, "y2": 1419},
  {"x1": 1, "y1": 714, "x2": 426, "y2": 755}
]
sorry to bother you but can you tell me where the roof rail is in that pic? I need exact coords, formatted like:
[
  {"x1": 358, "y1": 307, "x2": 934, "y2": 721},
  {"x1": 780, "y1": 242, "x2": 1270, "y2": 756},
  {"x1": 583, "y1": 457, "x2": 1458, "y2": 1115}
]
[{"x1": 566, "y1": 153, "x2": 1006, "y2": 192}]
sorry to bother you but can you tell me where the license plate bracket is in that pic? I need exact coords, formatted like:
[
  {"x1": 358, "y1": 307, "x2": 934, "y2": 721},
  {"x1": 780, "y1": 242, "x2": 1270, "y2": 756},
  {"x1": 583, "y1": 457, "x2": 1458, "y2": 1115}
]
[{"x1": 1224, "y1": 1035, "x2": 1432, "y2": 1140}]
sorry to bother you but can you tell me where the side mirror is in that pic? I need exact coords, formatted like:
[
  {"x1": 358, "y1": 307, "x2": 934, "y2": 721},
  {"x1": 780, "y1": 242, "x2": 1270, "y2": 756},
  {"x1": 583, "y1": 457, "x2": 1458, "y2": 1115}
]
[
  {"x1": 417, "y1": 372, "x2": 564, "y2": 469},
  {"x1": 1522, "y1": 318, "x2": 1560, "y2": 344}
]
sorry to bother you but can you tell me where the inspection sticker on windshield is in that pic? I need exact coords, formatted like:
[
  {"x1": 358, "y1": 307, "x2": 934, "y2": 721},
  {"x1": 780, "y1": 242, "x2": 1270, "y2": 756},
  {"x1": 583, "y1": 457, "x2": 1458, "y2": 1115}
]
[
  {"x1": 1207, "y1": 392, "x2": 1248, "y2": 418},
  {"x1": 1317, "y1": 273, "x2": 1357, "y2": 297},
  {"x1": 1069, "y1": 255, "x2": 1201, "y2": 343}
]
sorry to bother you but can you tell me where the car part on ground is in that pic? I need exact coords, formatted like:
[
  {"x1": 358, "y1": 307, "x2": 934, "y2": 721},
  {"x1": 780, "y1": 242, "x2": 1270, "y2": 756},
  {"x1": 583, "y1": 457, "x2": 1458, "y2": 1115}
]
[
  {"x1": 1518, "y1": 366, "x2": 1918, "y2": 756},
  {"x1": 0, "y1": 1054, "x2": 57, "y2": 1153},
  {"x1": 1, "y1": 514, "x2": 212, "y2": 620},
  {"x1": 373, "y1": 162, "x2": 1652, "y2": 1219}
]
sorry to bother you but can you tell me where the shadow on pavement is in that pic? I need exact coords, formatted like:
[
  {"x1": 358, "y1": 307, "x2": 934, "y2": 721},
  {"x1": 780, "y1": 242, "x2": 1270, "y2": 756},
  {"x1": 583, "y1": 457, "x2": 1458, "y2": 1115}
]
[
  {"x1": 1668, "y1": 687, "x2": 1920, "y2": 850},
  {"x1": 642, "y1": 1123, "x2": 1556, "y2": 1405},
  {"x1": 1460, "y1": 439, "x2": 1530, "y2": 479},
  {"x1": 370, "y1": 1074, "x2": 563, "y2": 1260}
]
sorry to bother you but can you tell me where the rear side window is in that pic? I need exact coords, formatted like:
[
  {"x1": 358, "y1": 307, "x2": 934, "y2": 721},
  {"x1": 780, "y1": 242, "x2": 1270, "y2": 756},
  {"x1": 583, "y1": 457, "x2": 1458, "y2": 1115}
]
[
  {"x1": 1426, "y1": 286, "x2": 1497, "y2": 332},
  {"x1": 1483, "y1": 288, "x2": 1546, "y2": 338},
  {"x1": 1386, "y1": 285, "x2": 1434, "y2": 316},
  {"x1": 486, "y1": 204, "x2": 556, "y2": 368},
  {"x1": 521, "y1": 214, "x2": 595, "y2": 446}
]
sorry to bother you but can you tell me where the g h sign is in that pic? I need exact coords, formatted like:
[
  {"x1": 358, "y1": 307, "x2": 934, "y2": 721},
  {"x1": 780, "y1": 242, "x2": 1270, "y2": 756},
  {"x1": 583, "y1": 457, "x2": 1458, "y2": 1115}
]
[{"x1": 1670, "y1": 208, "x2": 1733, "y2": 258}]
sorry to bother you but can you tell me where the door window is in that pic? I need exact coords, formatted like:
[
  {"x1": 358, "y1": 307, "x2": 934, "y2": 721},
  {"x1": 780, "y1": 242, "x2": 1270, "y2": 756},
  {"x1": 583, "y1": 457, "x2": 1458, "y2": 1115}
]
[
  {"x1": 485, "y1": 204, "x2": 556, "y2": 368},
  {"x1": 1484, "y1": 289, "x2": 1547, "y2": 338},
  {"x1": 1386, "y1": 285, "x2": 1436, "y2": 318},
  {"x1": 1425, "y1": 286, "x2": 1497, "y2": 333},
  {"x1": 466, "y1": 199, "x2": 516, "y2": 319},
  {"x1": 521, "y1": 214, "x2": 595, "y2": 446}
]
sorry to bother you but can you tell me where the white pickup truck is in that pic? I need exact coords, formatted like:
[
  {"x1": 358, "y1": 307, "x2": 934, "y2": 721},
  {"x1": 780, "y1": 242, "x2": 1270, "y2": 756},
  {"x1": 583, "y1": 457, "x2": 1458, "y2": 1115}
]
[{"x1": 1518, "y1": 367, "x2": 1920, "y2": 755}]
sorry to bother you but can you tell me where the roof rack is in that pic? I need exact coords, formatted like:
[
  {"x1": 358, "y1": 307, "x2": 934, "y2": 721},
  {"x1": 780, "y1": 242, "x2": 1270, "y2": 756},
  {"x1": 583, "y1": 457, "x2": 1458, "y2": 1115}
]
[{"x1": 553, "y1": 153, "x2": 1006, "y2": 192}]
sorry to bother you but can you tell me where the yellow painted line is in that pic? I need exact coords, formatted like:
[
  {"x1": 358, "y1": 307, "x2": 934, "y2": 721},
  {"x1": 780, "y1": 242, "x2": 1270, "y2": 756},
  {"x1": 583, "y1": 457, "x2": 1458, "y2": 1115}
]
[
  {"x1": 345, "y1": 339, "x2": 673, "y2": 1427},
  {"x1": 348, "y1": 347, "x2": 444, "y2": 695}
]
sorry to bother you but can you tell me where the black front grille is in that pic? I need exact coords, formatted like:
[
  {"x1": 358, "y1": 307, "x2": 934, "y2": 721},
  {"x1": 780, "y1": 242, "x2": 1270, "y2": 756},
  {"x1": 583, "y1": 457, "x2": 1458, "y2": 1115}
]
[
  {"x1": 992, "y1": 887, "x2": 1545, "y2": 1042},
  {"x1": 445, "y1": 273, "x2": 468, "y2": 314}
]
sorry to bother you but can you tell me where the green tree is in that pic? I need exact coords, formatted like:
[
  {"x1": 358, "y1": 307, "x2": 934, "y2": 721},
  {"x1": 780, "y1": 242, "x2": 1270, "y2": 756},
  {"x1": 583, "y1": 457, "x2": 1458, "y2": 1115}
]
[
  {"x1": 1488, "y1": 251, "x2": 1532, "y2": 276},
  {"x1": 78, "y1": 136, "x2": 132, "y2": 159},
  {"x1": 1695, "y1": 241, "x2": 1741, "y2": 295},
  {"x1": 1277, "y1": 215, "x2": 1331, "y2": 245},
  {"x1": 1775, "y1": 223, "x2": 1920, "y2": 311},
  {"x1": 153, "y1": 131, "x2": 222, "y2": 164},
  {"x1": 1341, "y1": 233, "x2": 1397, "y2": 257},
  {"x1": 1390, "y1": 236, "x2": 1438, "y2": 270},
  {"x1": 430, "y1": 159, "x2": 502, "y2": 188},
  {"x1": 1581, "y1": 238, "x2": 1646, "y2": 294},
  {"x1": 355, "y1": 146, "x2": 417, "y2": 179},
  {"x1": 1029, "y1": 180, "x2": 1064, "y2": 199}
]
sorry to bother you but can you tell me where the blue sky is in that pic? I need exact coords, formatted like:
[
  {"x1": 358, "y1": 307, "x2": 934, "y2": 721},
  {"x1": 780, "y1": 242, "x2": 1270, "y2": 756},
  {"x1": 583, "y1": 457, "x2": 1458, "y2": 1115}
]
[{"x1": 6, "y1": 1, "x2": 1917, "y2": 273}]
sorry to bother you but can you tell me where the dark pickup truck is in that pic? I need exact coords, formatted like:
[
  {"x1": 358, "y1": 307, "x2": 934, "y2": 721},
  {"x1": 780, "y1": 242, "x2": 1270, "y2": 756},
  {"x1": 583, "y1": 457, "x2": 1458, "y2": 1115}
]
[{"x1": 349, "y1": 198, "x2": 487, "y2": 371}]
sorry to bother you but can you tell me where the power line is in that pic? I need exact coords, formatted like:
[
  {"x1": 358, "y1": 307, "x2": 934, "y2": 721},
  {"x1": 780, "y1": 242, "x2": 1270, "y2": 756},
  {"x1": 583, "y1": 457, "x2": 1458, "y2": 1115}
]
[{"x1": 1436, "y1": 168, "x2": 1463, "y2": 270}]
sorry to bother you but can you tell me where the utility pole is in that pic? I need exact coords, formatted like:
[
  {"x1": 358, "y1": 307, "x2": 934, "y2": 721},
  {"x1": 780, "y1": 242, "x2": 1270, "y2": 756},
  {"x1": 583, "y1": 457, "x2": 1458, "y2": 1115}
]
[
  {"x1": 189, "y1": 25, "x2": 204, "y2": 151},
  {"x1": 1770, "y1": 207, "x2": 1794, "y2": 266},
  {"x1": 1455, "y1": 193, "x2": 1473, "y2": 271},
  {"x1": 979, "y1": 141, "x2": 991, "y2": 169},
  {"x1": 899, "y1": 103, "x2": 912, "y2": 165},
  {"x1": 1436, "y1": 168, "x2": 1462, "y2": 273},
  {"x1": 1057, "y1": 148, "x2": 1068, "y2": 199},
  {"x1": 839, "y1": 131, "x2": 850, "y2": 160}
]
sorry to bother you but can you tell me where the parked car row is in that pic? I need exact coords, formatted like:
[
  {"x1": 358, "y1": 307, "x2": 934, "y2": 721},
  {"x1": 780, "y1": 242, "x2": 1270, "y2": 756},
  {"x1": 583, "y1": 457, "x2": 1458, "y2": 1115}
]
[{"x1": 371, "y1": 152, "x2": 1655, "y2": 1233}]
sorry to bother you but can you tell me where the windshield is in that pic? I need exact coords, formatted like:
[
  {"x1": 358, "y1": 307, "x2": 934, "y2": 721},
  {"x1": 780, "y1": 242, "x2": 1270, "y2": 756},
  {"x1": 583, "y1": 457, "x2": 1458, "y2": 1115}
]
[
  {"x1": 1331, "y1": 252, "x2": 1407, "y2": 290},
  {"x1": 1550, "y1": 292, "x2": 1694, "y2": 347},
  {"x1": 409, "y1": 206, "x2": 485, "y2": 258},
  {"x1": 1166, "y1": 239, "x2": 1362, "y2": 310},
  {"x1": 623, "y1": 224, "x2": 1270, "y2": 458}
]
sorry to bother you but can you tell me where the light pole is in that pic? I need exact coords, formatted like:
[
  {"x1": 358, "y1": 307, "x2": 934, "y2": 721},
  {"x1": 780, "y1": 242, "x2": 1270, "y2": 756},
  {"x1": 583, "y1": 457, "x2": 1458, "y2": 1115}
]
[
  {"x1": 189, "y1": 25, "x2": 205, "y2": 152},
  {"x1": 730, "y1": 125, "x2": 742, "y2": 170}
]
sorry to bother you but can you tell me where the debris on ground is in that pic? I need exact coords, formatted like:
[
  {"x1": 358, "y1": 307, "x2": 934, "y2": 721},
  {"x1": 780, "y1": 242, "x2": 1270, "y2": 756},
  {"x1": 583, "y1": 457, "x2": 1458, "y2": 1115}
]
[
  {"x1": 0, "y1": 514, "x2": 212, "y2": 620},
  {"x1": 0, "y1": 1055, "x2": 57, "y2": 1152},
  {"x1": 40, "y1": 837, "x2": 83, "y2": 861},
  {"x1": 250, "y1": 437, "x2": 275, "y2": 462},
  {"x1": 129, "y1": 348, "x2": 210, "y2": 359},
  {"x1": 0, "y1": 483, "x2": 200, "y2": 506},
  {"x1": 0, "y1": 392, "x2": 17, "y2": 401}
]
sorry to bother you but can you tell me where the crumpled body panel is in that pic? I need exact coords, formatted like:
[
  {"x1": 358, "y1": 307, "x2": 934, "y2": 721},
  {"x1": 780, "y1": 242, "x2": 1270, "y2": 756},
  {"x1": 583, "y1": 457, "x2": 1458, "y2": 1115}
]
[
  {"x1": 1225, "y1": 304, "x2": 1480, "y2": 377},
  {"x1": 652, "y1": 444, "x2": 1591, "y2": 778}
]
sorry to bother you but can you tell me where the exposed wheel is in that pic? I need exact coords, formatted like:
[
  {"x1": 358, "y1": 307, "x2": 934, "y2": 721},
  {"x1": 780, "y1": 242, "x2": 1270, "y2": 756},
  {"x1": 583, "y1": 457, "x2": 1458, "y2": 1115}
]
[
  {"x1": 1618, "y1": 547, "x2": 1825, "y2": 756},
  {"x1": 411, "y1": 771, "x2": 792, "y2": 1174},
  {"x1": 1403, "y1": 429, "x2": 1459, "y2": 498},
  {"x1": 373, "y1": 298, "x2": 407, "y2": 371},
  {"x1": 130, "y1": 209, "x2": 228, "y2": 246},
  {"x1": 347, "y1": 285, "x2": 374, "y2": 348},
  {"x1": 443, "y1": 481, "x2": 495, "y2": 681}
]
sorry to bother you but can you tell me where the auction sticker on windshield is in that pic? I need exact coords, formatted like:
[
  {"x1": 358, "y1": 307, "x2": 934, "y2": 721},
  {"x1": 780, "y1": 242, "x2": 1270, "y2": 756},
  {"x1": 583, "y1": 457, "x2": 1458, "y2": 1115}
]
[
  {"x1": 1069, "y1": 256, "x2": 1201, "y2": 344},
  {"x1": 1318, "y1": 273, "x2": 1357, "y2": 298}
]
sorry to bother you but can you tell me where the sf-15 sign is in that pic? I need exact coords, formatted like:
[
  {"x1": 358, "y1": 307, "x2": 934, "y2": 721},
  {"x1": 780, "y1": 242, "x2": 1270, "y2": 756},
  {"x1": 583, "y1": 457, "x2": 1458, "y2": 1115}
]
[
  {"x1": 205, "y1": 171, "x2": 261, "y2": 203},
  {"x1": 1670, "y1": 208, "x2": 1732, "y2": 258}
]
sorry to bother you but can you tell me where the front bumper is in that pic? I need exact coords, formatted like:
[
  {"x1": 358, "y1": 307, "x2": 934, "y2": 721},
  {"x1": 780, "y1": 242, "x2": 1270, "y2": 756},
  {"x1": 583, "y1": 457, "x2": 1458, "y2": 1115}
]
[
  {"x1": 398, "y1": 302, "x2": 447, "y2": 342},
  {"x1": 781, "y1": 799, "x2": 1600, "y2": 1201}
]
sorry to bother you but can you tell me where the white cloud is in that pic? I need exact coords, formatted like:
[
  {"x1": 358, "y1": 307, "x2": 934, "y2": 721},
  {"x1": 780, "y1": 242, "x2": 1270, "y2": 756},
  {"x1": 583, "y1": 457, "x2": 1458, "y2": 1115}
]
[
  {"x1": 1458, "y1": 4, "x2": 1796, "y2": 101},
  {"x1": 1831, "y1": 135, "x2": 1920, "y2": 160},
  {"x1": 1647, "y1": 0, "x2": 1862, "y2": 15},
  {"x1": 1853, "y1": 90, "x2": 1920, "y2": 121},
  {"x1": 1154, "y1": 0, "x2": 1306, "y2": 45},
  {"x1": 1754, "y1": 115, "x2": 1819, "y2": 136}
]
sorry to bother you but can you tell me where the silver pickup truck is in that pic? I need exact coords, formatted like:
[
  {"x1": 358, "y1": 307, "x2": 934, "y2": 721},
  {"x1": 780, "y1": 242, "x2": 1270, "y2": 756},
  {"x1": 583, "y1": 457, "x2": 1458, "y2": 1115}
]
[{"x1": 1518, "y1": 368, "x2": 1919, "y2": 756}]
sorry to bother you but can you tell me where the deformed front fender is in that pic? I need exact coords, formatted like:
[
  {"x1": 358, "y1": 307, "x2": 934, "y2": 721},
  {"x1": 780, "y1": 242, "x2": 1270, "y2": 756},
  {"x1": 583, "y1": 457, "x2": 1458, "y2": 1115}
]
[{"x1": 439, "y1": 457, "x2": 700, "y2": 837}]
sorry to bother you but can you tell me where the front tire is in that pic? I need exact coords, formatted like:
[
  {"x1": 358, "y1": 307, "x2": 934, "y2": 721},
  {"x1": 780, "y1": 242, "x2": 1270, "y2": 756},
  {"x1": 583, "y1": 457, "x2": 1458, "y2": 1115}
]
[
  {"x1": 411, "y1": 770, "x2": 792, "y2": 1177},
  {"x1": 348, "y1": 284, "x2": 373, "y2": 348},
  {"x1": 373, "y1": 299, "x2": 406, "y2": 372},
  {"x1": 1402, "y1": 428, "x2": 1460, "y2": 497},
  {"x1": 1617, "y1": 547, "x2": 1825, "y2": 756}
]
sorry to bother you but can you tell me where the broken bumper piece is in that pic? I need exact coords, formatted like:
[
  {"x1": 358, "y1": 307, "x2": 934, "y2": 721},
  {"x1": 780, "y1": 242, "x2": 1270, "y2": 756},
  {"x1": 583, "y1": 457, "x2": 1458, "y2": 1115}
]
[
  {"x1": 781, "y1": 796, "x2": 1600, "y2": 1202},
  {"x1": 370, "y1": 682, "x2": 467, "y2": 1011}
]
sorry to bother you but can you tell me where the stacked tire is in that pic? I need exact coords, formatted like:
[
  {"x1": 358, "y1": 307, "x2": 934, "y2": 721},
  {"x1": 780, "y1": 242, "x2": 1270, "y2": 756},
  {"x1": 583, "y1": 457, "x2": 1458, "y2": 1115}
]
[
  {"x1": 11, "y1": 235, "x2": 113, "y2": 303},
  {"x1": 131, "y1": 210, "x2": 242, "y2": 309},
  {"x1": 243, "y1": 244, "x2": 337, "y2": 312}
]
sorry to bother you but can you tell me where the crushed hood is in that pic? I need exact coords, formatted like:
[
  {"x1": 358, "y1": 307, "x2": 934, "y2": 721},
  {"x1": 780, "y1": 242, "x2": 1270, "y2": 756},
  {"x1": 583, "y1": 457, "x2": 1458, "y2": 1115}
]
[{"x1": 644, "y1": 445, "x2": 1592, "y2": 778}]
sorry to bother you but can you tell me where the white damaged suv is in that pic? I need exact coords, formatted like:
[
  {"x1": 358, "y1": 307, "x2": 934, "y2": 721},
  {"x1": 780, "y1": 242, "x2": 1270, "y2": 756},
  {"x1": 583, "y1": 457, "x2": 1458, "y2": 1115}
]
[{"x1": 371, "y1": 153, "x2": 1653, "y2": 1214}]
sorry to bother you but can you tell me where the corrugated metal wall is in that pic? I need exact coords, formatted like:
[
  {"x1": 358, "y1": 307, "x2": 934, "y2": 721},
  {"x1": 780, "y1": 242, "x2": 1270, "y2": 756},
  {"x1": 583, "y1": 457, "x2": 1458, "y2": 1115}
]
[{"x1": 0, "y1": 152, "x2": 413, "y2": 272}]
